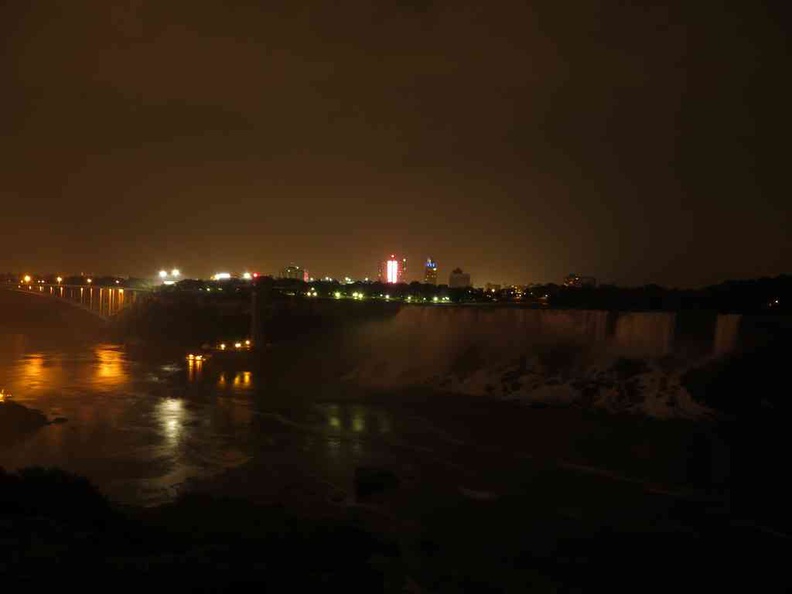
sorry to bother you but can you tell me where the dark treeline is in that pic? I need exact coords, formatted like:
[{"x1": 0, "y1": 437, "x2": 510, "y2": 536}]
[
  {"x1": 545, "y1": 275, "x2": 790, "y2": 313},
  {"x1": 263, "y1": 275, "x2": 791, "y2": 314}
]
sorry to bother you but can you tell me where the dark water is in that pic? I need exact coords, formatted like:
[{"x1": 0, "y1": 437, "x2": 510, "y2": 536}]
[
  {"x1": 0, "y1": 291, "x2": 730, "y2": 517},
  {"x1": 0, "y1": 333, "x2": 732, "y2": 511},
  {"x1": 0, "y1": 333, "x2": 405, "y2": 505}
]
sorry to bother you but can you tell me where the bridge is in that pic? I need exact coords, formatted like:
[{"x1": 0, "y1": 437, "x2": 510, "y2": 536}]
[{"x1": 4, "y1": 282, "x2": 152, "y2": 320}]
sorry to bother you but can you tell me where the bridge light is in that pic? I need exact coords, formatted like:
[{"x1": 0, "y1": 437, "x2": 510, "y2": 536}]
[{"x1": 159, "y1": 270, "x2": 168, "y2": 279}]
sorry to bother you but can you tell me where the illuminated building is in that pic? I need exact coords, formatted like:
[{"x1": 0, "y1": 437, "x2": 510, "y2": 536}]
[
  {"x1": 563, "y1": 273, "x2": 597, "y2": 288},
  {"x1": 424, "y1": 258, "x2": 438, "y2": 285},
  {"x1": 378, "y1": 255, "x2": 407, "y2": 284},
  {"x1": 280, "y1": 265, "x2": 309, "y2": 282},
  {"x1": 449, "y1": 267, "x2": 471, "y2": 288}
]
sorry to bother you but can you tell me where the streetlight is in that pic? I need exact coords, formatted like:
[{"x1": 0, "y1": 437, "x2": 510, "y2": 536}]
[
  {"x1": 56, "y1": 277, "x2": 62, "y2": 284},
  {"x1": 87, "y1": 278, "x2": 92, "y2": 284},
  {"x1": 159, "y1": 270, "x2": 168, "y2": 279},
  {"x1": 171, "y1": 269, "x2": 180, "y2": 278},
  {"x1": 23, "y1": 275, "x2": 31, "y2": 284}
]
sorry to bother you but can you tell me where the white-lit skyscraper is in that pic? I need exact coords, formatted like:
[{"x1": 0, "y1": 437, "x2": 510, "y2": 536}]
[{"x1": 378, "y1": 254, "x2": 407, "y2": 284}]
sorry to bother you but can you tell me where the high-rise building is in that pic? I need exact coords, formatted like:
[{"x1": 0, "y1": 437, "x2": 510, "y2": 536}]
[
  {"x1": 378, "y1": 254, "x2": 407, "y2": 284},
  {"x1": 449, "y1": 268, "x2": 471, "y2": 288},
  {"x1": 424, "y1": 258, "x2": 438, "y2": 285},
  {"x1": 280, "y1": 265, "x2": 309, "y2": 282}
]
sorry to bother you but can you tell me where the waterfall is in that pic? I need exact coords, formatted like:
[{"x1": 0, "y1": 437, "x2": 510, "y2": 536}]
[
  {"x1": 712, "y1": 314, "x2": 741, "y2": 357},
  {"x1": 610, "y1": 312, "x2": 676, "y2": 358}
]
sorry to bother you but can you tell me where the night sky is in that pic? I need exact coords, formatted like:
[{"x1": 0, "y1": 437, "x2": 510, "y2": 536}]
[{"x1": 1, "y1": 1, "x2": 789, "y2": 287}]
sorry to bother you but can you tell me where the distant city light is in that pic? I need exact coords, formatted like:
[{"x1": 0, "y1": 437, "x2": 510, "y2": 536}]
[
  {"x1": 213, "y1": 272, "x2": 231, "y2": 280},
  {"x1": 159, "y1": 270, "x2": 168, "y2": 279},
  {"x1": 87, "y1": 278, "x2": 92, "y2": 284},
  {"x1": 334, "y1": 291, "x2": 341, "y2": 299},
  {"x1": 56, "y1": 276, "x2": 62, "y2": 284},
  {"x1": 23, "y1": 275, "x2": 31, "y2": 283},
  {"x1": 242, "y1": 272, "x2": 252, "y2": 280},
  {"x1": 234, "y1": 342, "x2": 242, "y2": 349},
  {"x1": 171, "y1": 269, "x2": 181, "y2": 278}
]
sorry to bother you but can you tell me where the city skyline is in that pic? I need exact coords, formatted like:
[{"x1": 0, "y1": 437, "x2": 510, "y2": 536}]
[{"x1": 1, "y1": 2, "x2": 789, "y2": 287}]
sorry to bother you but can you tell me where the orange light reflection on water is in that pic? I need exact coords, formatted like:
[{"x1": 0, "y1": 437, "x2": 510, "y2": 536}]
[
  {"x1": 232, "y1": 371, "x2": 252, "y2": 388},
  {"x1": 93, "y1": 346, "x2": 128, "y2": 388},
  {"x1": 187, "y1": 358, "x2": 203, "y2": 382},
  {"x1": 19, "y1": 353, "x2": 52, "y2": 391}
]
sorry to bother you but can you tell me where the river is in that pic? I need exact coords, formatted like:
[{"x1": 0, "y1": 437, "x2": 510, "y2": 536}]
[{"x1": 0, "y1": 290, "x2": 730, "y2": 517}]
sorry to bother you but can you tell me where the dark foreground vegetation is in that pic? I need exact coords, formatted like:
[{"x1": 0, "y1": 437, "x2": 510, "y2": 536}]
[{"x1": 0, "y1": 464, "x2": 788, "y2": 592}]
